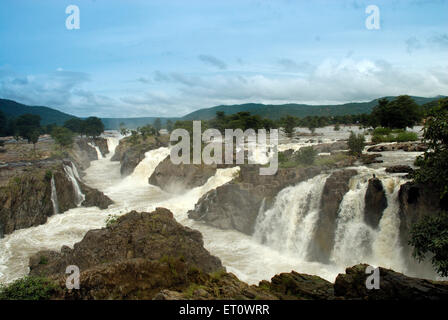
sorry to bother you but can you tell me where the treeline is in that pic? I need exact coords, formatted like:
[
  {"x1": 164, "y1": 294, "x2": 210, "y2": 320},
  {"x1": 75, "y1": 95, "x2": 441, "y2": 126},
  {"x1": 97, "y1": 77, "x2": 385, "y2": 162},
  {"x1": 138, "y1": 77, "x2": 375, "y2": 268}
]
[
  {"x1": 171, "y1": 95, "x2": 435, "y2": 137},
  {"x1": 0, "y1": 111, "x2": 105, "y2": 149}
]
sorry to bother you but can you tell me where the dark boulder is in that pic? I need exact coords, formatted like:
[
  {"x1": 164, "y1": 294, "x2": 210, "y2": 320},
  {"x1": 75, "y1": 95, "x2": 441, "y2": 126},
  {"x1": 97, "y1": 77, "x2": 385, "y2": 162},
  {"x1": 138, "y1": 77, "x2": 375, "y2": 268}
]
[
  {"x1": 364, "y1": 178, "x2": 387, "y2": 228},
  {"x1": 148, "y1": 156, "x2": 217, "y2": 193},
  {"x1": 334, "y1": 264, "x2": 448, "y2": 300},
  {"x1": 29, "y1": 208, "x2": 223, "y2": 277}
]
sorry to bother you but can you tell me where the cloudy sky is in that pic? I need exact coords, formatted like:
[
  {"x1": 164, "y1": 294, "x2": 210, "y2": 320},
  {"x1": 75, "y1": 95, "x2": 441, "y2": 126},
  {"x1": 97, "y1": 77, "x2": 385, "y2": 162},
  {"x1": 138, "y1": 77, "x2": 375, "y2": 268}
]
[{"x1": 0, "y1": 0, "x2": 447, "y2": 117}]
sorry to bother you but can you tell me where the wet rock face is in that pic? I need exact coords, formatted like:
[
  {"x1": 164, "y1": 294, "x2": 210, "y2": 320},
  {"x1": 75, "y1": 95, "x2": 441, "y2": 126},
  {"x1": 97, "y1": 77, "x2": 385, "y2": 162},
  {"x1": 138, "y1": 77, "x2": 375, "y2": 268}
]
[
  {"x1": 29, "y1": 208, "x2": 223, "y2": 277},
  {"x1": 334, "y1": 264, "x2": 448, "y2": 300},
  {"x1": 188, "y1": 183, "x2": 262, "y2": 234},
  {"x1": 111, "y1": 135, "x2": 170, "y2": 177},
  {"x1": 69, "y1": 139, "x2": 98, "y2": 171},
  {"x1": 92, "y1": 138, "x2": 109, "y2": 157},
  {"x1": 188, "y1": 165, "x2": 322, "y2": 235},
  {"x1": 307, "y1": 169, "x2": 358, "y2": 263},
  {"x1": 0, "y1": 163, "x2": 113, "y2": 237},
  {"x1": 364, "y1": 178, "x2": 387, "y2": 228},
  {"x1": 148, "y1": 156, "x2": 217, "y2": 193},
  {"x1": 398, "y1": 182, "x2": 441, "y2": 249},
  {"x1": 0, "y1": 169, "x2": 54, "y2": 237}
]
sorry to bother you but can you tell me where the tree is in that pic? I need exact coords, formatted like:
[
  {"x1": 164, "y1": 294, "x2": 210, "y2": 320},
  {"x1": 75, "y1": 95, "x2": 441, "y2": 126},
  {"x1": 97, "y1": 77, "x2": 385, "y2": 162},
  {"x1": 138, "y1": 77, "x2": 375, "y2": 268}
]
[
  {"x1": 410, "y1": 98, "x2": 448, "y2": 276},
  {"x1": 166, "y1": 119, "x2": 173, "y2": 133},
  {"x1": 84, "y1": 117, "x2": 104, "y2": 138},
  {"x1": 153, "y1": 118, "x2": 161, "y2": 136},
  {"x1": 64, "y1": 118, "x2": 85, "y2": 135},
  {"x1": 51, "y1": 126, "x2": 74, "y2": 149},
  {"x1": 0, "y1": 110, "x2": 6, "y2": 136},
  {"x1": 283, "y1": 115, "x2": 296, "y2": 138},
  {"x1": 16, "y1": 114, "x2": 41, "y2": 149},
  {"x1": 371, "y1": 95, "x2": 422, "y2": 129},
  {"x1": 294, "y1": 146, "x2": 317, "y2": 165},
  {"x1": 348, "y1": 131, "x2": 365, "y2": 156}
]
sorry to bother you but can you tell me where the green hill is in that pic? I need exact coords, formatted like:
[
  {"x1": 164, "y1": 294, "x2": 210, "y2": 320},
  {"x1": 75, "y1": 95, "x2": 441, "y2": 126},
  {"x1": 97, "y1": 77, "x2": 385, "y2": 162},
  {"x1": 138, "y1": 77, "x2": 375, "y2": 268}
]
[
  {"x1": 0, "y1": 99, "x2": 76, "y2": 125},
  {"x1": 180, "y1": 96, "x2": 445, "y2": 120}
]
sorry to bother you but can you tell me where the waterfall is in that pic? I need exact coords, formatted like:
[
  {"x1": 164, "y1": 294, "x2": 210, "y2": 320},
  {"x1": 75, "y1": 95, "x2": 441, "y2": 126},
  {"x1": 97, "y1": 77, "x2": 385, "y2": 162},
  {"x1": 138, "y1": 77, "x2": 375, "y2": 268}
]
[
  {"x1": 88, "y1": 142, "x2": 103, "y2": 159},
  {"x1": 63, "y1": 164, "x2": 85, "y2": 206},
  {"x1": 371, "y1": 177, "x2": 407, "y2": 271},
  {"x1": 330, "y1": 177, "x2": 374, "y2": 267},
  {"x1": 50, "y1": 176, "x2": 59, "y2": 215},
  {"x1": 125, "y1": 147, "x2": 171, "y2": 186},
  {"x1": 330, "y1": 173, "x2": 407, "y2": 273},
  {"x1": 253, "y1": 174, "x2": 329, "y2": 259},
  {"x1": 106, "y1": 136, "x2": 119, "y2": 154}
]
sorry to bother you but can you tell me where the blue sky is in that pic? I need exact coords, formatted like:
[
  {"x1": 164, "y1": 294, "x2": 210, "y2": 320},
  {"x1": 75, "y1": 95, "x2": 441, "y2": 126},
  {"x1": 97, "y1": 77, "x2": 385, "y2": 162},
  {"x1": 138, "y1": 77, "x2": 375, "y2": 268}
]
[{"x1": 0, "y1": 0, "x2": 447, "y2": 117}]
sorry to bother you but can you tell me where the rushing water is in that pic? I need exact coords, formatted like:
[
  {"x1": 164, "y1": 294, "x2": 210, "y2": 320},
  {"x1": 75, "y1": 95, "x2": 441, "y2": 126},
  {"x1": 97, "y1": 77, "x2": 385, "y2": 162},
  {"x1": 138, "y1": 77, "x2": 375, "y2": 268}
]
[
  {"x1": 50, "y1": 176, "x2": 59, "y2": 215},
  {"x1": 0, "y1": 128, "x2": 438, "y2": 286},
  {"x1": 63, "y1": 163, "x2": 85, "y2": 207}
]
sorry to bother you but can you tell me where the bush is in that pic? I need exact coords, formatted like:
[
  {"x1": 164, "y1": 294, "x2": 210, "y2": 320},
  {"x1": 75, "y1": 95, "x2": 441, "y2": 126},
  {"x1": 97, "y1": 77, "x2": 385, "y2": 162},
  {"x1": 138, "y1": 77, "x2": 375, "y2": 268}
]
[
  {"x1": 348, "y1": 132, "x2": 365, "y2": 156},
  {"x1": 396, "y1": 131, "x2": 418, "y2": 142},
  {"x1": 373, "y1": 127, "x2": 392, "y2": 135},
  {"x1": 294, "y1": 146, "x2": 317, "y2": 165},
  {"x1": 0, "y1": 276, "x2": 58, "y2": 300}
]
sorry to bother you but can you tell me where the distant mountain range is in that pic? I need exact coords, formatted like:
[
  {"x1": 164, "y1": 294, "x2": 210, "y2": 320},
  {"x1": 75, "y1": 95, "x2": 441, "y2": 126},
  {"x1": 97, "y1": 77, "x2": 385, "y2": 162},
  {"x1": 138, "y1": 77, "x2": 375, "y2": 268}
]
[
  {"x1": 1, "y1": 95, "x2": 445, "y2": 130},
  {"x1": 0, "y1": 99, "x2": 76, "y2": 126}
]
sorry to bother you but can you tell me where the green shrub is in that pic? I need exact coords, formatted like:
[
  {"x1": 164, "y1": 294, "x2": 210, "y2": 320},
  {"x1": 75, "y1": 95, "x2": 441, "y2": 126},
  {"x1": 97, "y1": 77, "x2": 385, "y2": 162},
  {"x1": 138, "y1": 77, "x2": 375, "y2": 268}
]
[
  {"x1": 373, "y1": 127, "x2": 391, "y2": 135},
  {"x1": 348, "y1": 132, "x2": 365, "y2": 156},
  {"x1": 396, "y1": 131, "x2": 418, "y2": 142},
  {"x1": 105, "y1": 214, "x2": 119, "y2": 228},
  {"x1": 0, "y1": 276, "x2": 58, "y2": 300},
  {"x1": 44, "y1": 170, "x2": 53, "y2": 181},
  {"x1": 294, "y1": 146, "x2": 317, "y2": 165}
]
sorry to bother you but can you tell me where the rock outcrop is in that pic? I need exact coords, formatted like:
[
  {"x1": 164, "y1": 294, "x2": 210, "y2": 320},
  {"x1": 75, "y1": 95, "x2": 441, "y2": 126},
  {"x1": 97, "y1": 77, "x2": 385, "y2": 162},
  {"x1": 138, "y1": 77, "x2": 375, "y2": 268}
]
[
  {"x1": 364, "y1": 178, "x2": 387, "y2": 228},
  {"x1": 69, "y1": 139, "x2": 98, "y2": 171},
  {"x1": 148, "y1": 156, "x2": 217, "y2": 193},
  {"x1": 30, "y1": 208, "x2": 223, "y2": 277},
  {"x1": 111, "y1": 135, "x2": 170, "y2": 177},
  {"x1": 0, "y1": 162, "x2": 112, "y2": 237},
  {"x1": 307, "y1": 169, "x2": 358, "y2": 263},
  {"x1": 386, "y1": 165, "x2": 414, "y2": 174},
  {"x1": 188, "y1": 165, "x2": 322, "y2": 235},
  {"x1": 367, "y1": 142, "x2": 427, "y2": 152},
  {"x1": 334, "y1": 264, "x2": 448, "y2": 300}
]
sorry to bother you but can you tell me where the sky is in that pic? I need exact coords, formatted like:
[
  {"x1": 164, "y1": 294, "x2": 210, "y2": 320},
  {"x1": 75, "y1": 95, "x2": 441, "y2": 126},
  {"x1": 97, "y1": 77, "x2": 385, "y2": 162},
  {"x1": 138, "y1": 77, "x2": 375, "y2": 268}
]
[{"x1": 0, "y1": 0, "x2": 447, "y2": 118}]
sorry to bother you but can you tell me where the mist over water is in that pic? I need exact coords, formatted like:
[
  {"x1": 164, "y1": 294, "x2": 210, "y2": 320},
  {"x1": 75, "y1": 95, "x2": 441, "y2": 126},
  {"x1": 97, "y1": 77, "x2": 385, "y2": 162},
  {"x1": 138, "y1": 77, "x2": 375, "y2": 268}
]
[{"x1": 0, "y1": 129, "x2": 438, "y2": 285}]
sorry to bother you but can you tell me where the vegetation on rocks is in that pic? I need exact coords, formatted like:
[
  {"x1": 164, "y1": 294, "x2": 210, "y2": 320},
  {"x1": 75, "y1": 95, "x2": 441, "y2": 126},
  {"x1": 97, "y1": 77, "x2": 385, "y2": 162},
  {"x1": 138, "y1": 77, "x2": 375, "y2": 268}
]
[{"x1": 0, "y1": 276, "x2": 59, "y2": 300}]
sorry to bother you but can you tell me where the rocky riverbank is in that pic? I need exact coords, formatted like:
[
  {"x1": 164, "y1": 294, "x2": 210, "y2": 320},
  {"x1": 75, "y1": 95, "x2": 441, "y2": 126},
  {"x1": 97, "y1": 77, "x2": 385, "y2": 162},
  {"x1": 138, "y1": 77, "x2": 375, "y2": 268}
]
[
  {"x1": 5, "y1": 208, "x2": 446, "y2": 300},
  {"x1": 0, "y1": 136, "x2": 113, "y2": 237}
]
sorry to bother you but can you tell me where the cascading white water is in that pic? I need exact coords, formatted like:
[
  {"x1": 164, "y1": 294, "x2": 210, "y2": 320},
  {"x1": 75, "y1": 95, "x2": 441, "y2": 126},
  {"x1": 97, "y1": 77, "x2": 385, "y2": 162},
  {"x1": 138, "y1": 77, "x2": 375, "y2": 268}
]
[
  {"x1": 63, "y1": 164, "x2": 85, "y2": 206},
  {"x1": 50, "y1": 176, "x2": 59, "y2": 215},
  {"x1": 253, "y1": 174, "x2": 329, "y2": 259},
  {"x1": 88, "y1": 142, "x2": 103, "y2": 159},
  {"x1": 330, "y1": 177, "x2": 375, "y2": 267},
  {"x1": 329, "y1": 171, "x2": 408, "y2": 274}
]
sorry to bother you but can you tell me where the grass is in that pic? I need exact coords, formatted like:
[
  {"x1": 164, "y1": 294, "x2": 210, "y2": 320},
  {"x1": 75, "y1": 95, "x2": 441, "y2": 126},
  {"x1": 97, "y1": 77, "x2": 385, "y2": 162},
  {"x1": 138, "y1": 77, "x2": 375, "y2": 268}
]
[
  {"x1": 372, "y1": 130, "x2": 418, "y2": 143},
  {"x1": 0, "y1": 276, "x2": 58, "y2": 300},
  {"x1": 314, "y1": 153, "x2": 351, "y2": 166}
]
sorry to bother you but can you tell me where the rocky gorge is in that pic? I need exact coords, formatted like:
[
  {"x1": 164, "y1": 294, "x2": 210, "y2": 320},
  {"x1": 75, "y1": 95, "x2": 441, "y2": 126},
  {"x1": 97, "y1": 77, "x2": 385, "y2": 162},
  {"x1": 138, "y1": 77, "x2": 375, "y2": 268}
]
[{"x1": 1, "y1": 127, "x2": 447, "y2": 300}]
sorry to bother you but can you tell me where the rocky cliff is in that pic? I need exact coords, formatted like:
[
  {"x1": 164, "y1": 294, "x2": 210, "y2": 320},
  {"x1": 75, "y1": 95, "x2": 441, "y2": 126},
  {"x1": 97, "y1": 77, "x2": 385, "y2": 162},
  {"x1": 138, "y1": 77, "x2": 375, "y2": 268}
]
[
  {"x1": 188, "y1": 165, "x2": 322, "y2": 235},
  {"x1": 0, "y1": 161, "x2": 112, "y2": 237},
  {"x1": 148, "y1": 156, "x2": 217, "y2": 193},
  {"x1": 111, "y1": 135, "x2": 170, "y2": 177}
]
